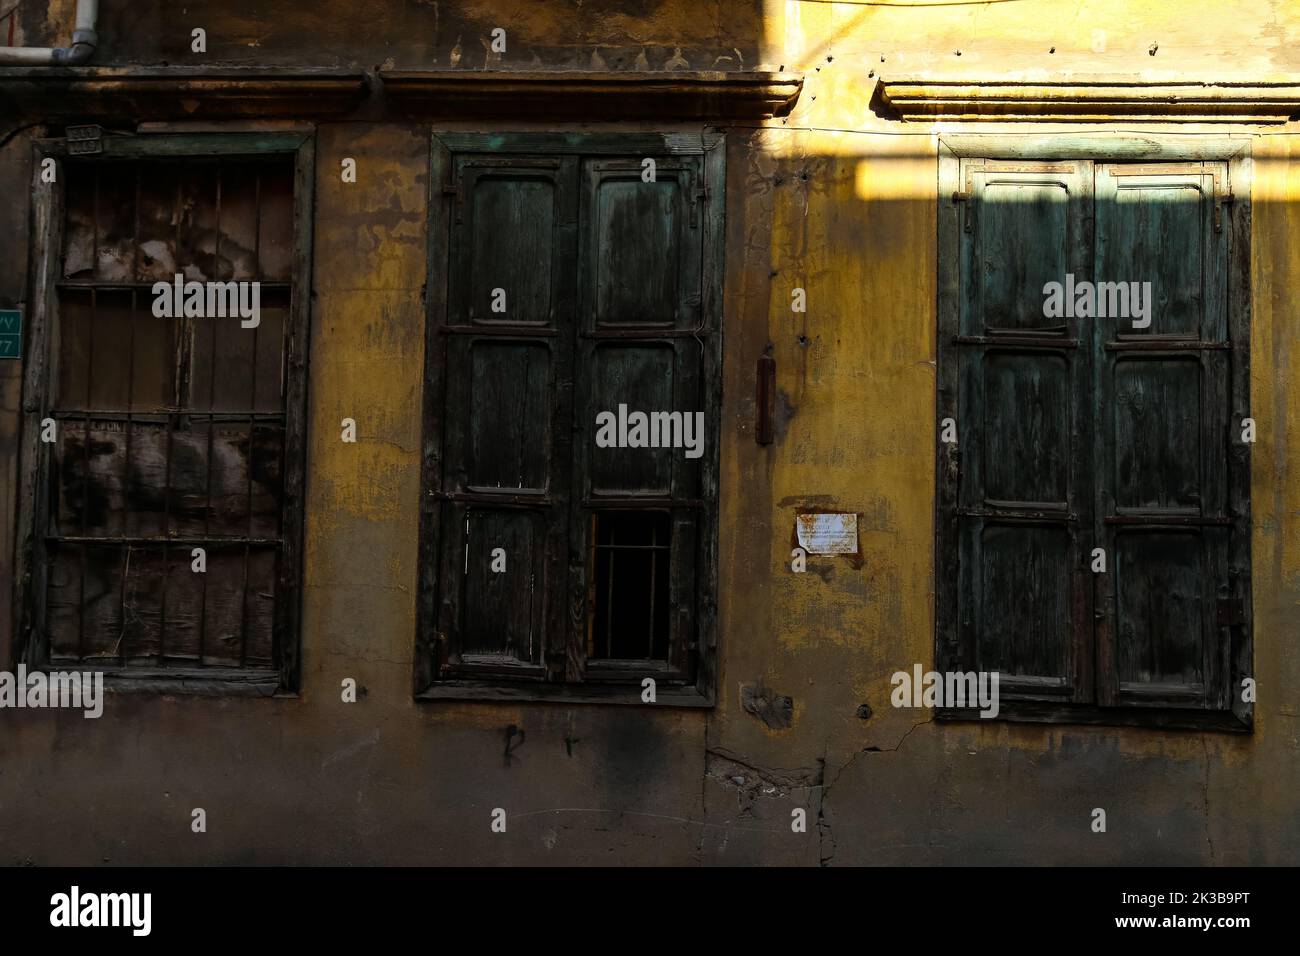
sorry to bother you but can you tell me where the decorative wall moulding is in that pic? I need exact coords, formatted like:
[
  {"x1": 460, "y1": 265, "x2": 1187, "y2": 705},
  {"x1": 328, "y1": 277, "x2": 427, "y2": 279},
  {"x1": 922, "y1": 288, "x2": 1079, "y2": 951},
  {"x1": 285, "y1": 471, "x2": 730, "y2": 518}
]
[
  {"x1": 0, "y1": 68, "x2": 370, "y2": 122},
  {"x1": 379, "y1": 70, "x2": 804, "y2": 120},
  {"x1": 874, "y1": 77, "x2": 1300, "y2": 124}
]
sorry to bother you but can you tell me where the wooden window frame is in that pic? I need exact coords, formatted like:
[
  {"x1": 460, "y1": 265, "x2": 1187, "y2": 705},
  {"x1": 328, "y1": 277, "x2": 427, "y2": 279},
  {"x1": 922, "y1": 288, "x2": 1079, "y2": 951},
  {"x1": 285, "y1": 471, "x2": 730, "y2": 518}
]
[
  {"x1": 416, "y1": 132, "x2": 724, "y2": 707},
  {"x1": 936, "y1": 134, "x2": 1253, "y2": 732},
  {"x1": 13, "y1": 130, "x2": 315, "y2": 697}
]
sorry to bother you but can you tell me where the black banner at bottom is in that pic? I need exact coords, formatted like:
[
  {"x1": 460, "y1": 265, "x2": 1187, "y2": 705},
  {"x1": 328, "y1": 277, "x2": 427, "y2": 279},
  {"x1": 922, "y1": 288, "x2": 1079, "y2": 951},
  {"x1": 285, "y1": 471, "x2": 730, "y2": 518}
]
[{"x1": 0, "y1": 865, "x2": 1284, "y2": 942}]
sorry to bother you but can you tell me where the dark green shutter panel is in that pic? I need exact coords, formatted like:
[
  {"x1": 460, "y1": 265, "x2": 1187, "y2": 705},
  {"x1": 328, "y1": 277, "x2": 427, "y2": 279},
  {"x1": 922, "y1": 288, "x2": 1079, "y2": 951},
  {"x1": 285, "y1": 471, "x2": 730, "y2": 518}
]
[
  {"x1": 582, "y1": 157, "x2": 704, "y2": 331},
  {"x1": 570, "y1": 156, "x2": 707, "y2": 678},
  {"x1": 946, "y1": 160, "x2": 1093, "y2": 703},
  {"x1": 940, "y1": 153, "x2": 1249, "y2": 723},
  {"x1": 437, "y1": 155, "x2": 578, "y2": 677},
  {"x1": 447, "y1": 157, "x2": 567, "y2": 326},
  {"x1": 1093, "y1": 162, "x2": 1233, "y2": 709}
]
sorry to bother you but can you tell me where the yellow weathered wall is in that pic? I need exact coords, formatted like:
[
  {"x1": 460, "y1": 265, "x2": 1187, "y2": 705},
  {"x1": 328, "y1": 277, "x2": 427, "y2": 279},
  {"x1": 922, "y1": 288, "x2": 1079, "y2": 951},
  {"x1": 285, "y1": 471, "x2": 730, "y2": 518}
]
[
  {"x1": 713, "y1": 0, "x2": 1300, "y2": 862},
  {"x1": 2, "y1": 0, "x2": 1298, "y2": 864}
]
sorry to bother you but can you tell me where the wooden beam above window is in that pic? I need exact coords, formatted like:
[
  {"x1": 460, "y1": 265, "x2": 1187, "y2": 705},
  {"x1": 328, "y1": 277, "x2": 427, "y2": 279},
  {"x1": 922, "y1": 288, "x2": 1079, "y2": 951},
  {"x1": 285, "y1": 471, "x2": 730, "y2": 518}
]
[
  {"x1": 0, "y1": 67, "x2": 801, "y2": 123},
  {"x1": 380, "y1": 70, "x2": 803, "y2": 120},
  {"x1": 0, "y1": 67, "x2": 369, "y2": 122},
  {"x1": 875, "y1": 77, "x2": 1300, "y2": 124}
]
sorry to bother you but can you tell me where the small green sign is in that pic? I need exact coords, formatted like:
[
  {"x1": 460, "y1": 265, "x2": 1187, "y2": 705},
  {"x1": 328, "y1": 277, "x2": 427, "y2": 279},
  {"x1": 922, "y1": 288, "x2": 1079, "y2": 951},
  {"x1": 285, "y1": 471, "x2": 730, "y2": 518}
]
[{"x1": 0, "y1": 309, "x2": 21, "y2": 359}]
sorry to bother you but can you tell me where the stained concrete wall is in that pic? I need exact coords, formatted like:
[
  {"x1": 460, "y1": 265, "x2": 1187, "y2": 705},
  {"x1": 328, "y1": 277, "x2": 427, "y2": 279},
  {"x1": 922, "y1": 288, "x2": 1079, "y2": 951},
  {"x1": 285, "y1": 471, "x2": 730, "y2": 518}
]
[{"x1": 1, "y1": 1, "x2": 1298, "y2": 864}]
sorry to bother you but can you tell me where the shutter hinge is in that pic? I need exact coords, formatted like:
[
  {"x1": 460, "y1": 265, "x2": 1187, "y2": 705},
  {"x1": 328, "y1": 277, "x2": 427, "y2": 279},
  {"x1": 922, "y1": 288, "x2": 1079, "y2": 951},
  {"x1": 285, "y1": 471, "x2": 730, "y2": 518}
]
[
  {"x1": 951, "y1": 191, "x2": 972, "y2": 234},
  {"x1": 952, "y1": 189, "x2": 974, "y2": 232},
  {"x1": 690, "y1": 186, "x2": 708, "y2": 228},
  {"x1": 1214, "y1": 192, "x2": 1235, "y2": 233},
  {"x1": 1211, "y1": 166, "x2": 1234, "y2": 233},
  {"x1": 955, "y1": 163, "x2": 981, "y2": 232},
  {"x1": 443, "y1": 176, "x2": 464, "y2": 222}
]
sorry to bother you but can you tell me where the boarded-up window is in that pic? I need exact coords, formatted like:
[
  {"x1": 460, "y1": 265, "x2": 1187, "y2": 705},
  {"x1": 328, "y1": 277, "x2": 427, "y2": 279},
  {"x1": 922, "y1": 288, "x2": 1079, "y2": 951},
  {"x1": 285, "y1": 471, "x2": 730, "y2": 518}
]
[
  {"x1": 22, "y1": 139, "x2": 310, "y2": 691},
  {"x1": 418, "y1": 135, "x2": 722, "y2": 701},
  {"x1": 937, "y1": 155, "x2": 1252, "y2": 729}
]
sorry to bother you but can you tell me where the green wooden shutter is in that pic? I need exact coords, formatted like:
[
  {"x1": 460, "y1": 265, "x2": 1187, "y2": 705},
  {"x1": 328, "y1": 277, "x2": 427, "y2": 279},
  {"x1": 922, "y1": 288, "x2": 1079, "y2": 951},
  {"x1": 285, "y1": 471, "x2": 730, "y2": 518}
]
[
  {"x1": 943, "y1": 159, "x2": 1094, "y2": 704},
  {"x1": 940, "y1": 148, "x2": 1250, "y2": 724},
  {"x1": 1093, "y1": 162, "x2": 1234, "y2": 710},
  {"x1": 570, "y1": 155, "x2": 708, "y2": 681},
  {"x1": 435, "y1": 154, "x2": 578, "y2": 679}
]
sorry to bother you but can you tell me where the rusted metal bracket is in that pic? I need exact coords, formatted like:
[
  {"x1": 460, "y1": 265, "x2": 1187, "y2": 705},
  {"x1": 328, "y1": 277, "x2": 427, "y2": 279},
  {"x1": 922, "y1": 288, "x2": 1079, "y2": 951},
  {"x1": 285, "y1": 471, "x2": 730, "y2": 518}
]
[{"x1": 755, "y1": 349, "x2": 776, "y2": 445}]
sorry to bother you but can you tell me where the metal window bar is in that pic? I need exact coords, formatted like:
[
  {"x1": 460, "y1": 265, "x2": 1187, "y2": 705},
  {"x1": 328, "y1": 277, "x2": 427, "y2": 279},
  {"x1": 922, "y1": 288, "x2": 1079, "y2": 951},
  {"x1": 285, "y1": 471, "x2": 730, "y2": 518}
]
[
  {"x1": 121, "y1": 167, "x2": 140, "y2": 665},
  {"x1": 590, "y1": 513, "x2": 673, "y2": 660},
  {"x1": 47, "y1": 157, "x2": 292, "y2": 670},
  {"x1": 605, "y1": 520, "x2": 615, "y2": 658},
  {"x1": 56, "y1": 281, "x2": 292, "y2": 290},
  {"x1": 647, "y1": 520, "x2": 656, "y2": 660},
  {"x1": 78, "y1": 169, "x2": 98, "y2": 665},
  {"x1": 205, "y1": 161, "x2": 221, "y2": 667}
]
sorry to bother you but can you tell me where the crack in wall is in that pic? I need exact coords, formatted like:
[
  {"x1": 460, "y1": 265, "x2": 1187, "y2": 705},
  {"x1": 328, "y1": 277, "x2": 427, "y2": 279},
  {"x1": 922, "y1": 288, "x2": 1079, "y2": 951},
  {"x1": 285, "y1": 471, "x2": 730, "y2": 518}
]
[
  {"x1": 816, "y1": 717, "x2": 933, "y2": 866},
  {"x1": 705, "y1": 746, "x2": 823, "y2": 794},
  {"x1": 702, "y1": 745, "x2": 824, "y2": 862}
]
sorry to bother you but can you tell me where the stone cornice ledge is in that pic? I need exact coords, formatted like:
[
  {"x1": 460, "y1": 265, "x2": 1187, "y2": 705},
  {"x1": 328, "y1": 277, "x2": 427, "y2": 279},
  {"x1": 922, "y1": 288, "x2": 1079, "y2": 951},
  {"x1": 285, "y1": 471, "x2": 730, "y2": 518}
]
[
  {"x1": 0, "y1": 67, "x2": 369, "y2": 121},
  {"x1": 875, "y1": 77, "x2": 1300, "y2": 123},
  {"x1": 379, "y1": 70, "x2": 804, "y2": 119}
]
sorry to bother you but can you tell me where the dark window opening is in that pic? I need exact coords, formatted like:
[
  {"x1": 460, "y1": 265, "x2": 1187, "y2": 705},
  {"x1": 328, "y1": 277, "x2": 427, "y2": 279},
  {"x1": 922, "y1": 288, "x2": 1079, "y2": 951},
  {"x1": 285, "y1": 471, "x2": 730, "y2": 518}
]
[
  {"x1": 589, "y1": 511, "x2": 672, "y2": 662},
  {"x1": 25, "y1": 148, "x2": 306, "y2": 684}
]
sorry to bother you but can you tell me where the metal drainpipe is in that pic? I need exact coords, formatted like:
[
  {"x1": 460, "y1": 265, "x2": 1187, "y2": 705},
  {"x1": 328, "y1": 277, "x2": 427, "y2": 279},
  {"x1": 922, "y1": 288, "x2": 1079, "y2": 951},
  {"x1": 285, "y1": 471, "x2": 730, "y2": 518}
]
[{"x1": 0, "y1": 0, "x2": 99, "y2": 65}]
